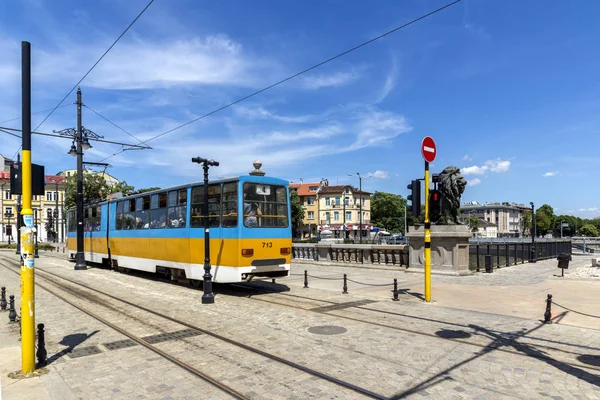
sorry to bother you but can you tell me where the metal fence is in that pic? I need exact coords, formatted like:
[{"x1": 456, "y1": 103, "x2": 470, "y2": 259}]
[{"x1": 469, "y1": 240, "x2": 572, "y2": 271}]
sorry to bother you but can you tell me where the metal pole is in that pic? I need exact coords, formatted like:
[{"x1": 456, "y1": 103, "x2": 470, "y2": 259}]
[
  {"x1": 530, "y1": 202, "x2": 536, "y2": 263},
  {"x1": 359, "y1": 174, "x2": 362, "y2": 243},
  {"x1": 192, "y1": 157, "x2": 219, "y2": 304},
  {"x1": 20, "y1": 40, "x2": 36, "y2": 373},
  {"x1": 16, "y1": 177, "x2": 21, "y2": 255},
  {"x1": 424, "y1": 161, "x2": 431, "y2": 302},
  {"x1": 74, "y1": 88, "x2": 86, "y2": 270},
  {"x1": 202, "y1": 162, "x2": 214, "y2": 304},
  {"x1": 55, "y1": 181, "x2": 58, "y2": 243},
  {"x1": 404, "y1": 204, "x2": 407, "y2": 235}
]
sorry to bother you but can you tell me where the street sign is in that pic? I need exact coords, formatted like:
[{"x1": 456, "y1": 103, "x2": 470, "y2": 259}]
[{"x1": 421, "y1": 136, "x2": 436, "y2": 163}]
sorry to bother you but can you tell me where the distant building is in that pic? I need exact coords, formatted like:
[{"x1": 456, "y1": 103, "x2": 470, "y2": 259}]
[
  {"x1": 57, "y1": 169, "x2": 120, "y2": 186},
  {"x1": 0, "y1": 154, "x2": 14, "y2": 172},
  {"x1": 460, "y1": 201, "x2": 527, "y2": 238},
  {"x1": 289, "y1": 179, "x2": 325, "y2": 238}
]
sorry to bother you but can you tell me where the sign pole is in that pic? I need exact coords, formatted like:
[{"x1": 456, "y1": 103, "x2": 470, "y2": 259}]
[
  {"x1": 424, "y1": 160, "x2": 431, "y2": 302},
  {"x1": 21, "y1": 41, "x2": 36, "y2": 373}
]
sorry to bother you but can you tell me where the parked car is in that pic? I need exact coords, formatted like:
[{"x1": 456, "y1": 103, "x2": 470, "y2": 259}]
[{"x1": 388, "y1": 234, "x2": 405, "y2": 245}]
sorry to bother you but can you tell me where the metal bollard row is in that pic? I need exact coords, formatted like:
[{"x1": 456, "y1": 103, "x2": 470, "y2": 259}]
[
  {"x1": 301, "y1": 270, "x2": 403, "y2": 302},
  {"x1": 37, "y1": 323, "x2": 47, "y2": 367},
  {"x1": 0, "y1": 287, "x2": 6, "y2": 310},
  {"x1": 543, "y1": 294, "x2": 552, "y2": 324},
  {"x1": 8, "y1": 295, "x2": 17, "y2": 322}
]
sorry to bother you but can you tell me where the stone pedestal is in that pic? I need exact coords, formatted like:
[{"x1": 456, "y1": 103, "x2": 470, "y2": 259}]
[{"x1": 405, "y1": 225, "x2": 472, "y2": 276}]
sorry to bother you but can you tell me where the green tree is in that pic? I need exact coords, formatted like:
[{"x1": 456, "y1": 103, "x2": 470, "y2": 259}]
[
  {"x1": 580, "y1": 224, "x2": 599, "y2": 237},
  {"x1": 110, "y1": 181, "x2": 136, "y2": 196},
  {"x1": 468, "y1": 214, "x2": 480, "y2": 232},
  {"x1": 370, "y1": 191, "x2": 407, "y2": 234},
  {"x1": 136, "y1": 186, "x2": 161, "y2": 194},
  {"x1": 290, "y1": 190, "x2": 304, "y2": 238},
  {"x1": 65, "y1": 173, "x2": 111, "y2": 210},
  {"x1": 535, "y1": 204, "x2": 554, "y2": 236},
  {"x1": 45, "y1": 213, "x2": 55, "y2": 240}
]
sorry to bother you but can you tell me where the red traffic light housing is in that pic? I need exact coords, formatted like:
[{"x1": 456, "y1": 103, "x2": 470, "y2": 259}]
[{"x1": 429, "y1": 189, "x2": 442, "y2": 223}]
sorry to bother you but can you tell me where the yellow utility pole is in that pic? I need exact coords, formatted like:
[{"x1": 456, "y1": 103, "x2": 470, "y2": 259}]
[
  {"x1": 424, "y1": 162, "x2": 431, "y2": 302},
  {"x1": 20, "y1": 41, "x2": 36, "y2": 373}
]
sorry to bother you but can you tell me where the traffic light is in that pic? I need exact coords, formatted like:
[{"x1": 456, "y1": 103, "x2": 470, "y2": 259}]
[
  {"x1": 429, "y1": 189, "x2": 442, "y2": 222},
  {"x1": 407, "y1": 179, "x2": 421, "y2": 217}
]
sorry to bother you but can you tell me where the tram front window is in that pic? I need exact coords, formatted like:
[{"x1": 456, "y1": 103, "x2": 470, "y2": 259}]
[{"x1": 243, "y1": 183, "x2": 288, "y2": 228}]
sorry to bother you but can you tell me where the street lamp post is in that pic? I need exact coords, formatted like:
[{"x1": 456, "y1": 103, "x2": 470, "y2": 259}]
[
  {"x1": 55, "y1": 88, "x2": 103, "y2": 271},
  {"x1": 348, "y1": 173, "x2": 366, "y2": 242},
  {"x1": 530, "y1": 202, "x2": 536, "y2": 263},
  {"x1": 191, "y1": 157, "x2": 219, "y2": 305},
  {"x1": 54, "y1": 180, "x2": 59, "y2": 243}
]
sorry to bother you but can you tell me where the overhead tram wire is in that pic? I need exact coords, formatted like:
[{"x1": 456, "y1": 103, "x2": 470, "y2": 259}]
[
  {"x1": 0, "y1": 104, "x2": 71, "y2": 125},
  {"x1": 96, "y1": 0, "x2": 461, "y2": 164},
  {"x1": 33, "y1": 0, "x2": 156, "y2": 133},
  {"x1": 83, "y1": 104, "x2": 150, "y2": 148},
  {"x1": 9, "y1": 0, "x2": 156, "y2": 160}
]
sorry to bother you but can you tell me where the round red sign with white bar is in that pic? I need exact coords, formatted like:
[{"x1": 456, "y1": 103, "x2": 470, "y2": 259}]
[{"x1": 421, "y1": 136, "x2": 436, "y2": 163}]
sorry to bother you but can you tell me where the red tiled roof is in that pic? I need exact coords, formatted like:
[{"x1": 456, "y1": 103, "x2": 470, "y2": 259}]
[
  {"x1": 288, "y1": 182, "x2": 321, "y2": 197},
  {"x1": 0, "y1": 172, "x2": 66, "y2": 185}
]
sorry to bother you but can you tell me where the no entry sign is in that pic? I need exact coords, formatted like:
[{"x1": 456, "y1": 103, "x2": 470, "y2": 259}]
[{"x1": 421, "y1": 136, "x2": 436, "y2": 163}]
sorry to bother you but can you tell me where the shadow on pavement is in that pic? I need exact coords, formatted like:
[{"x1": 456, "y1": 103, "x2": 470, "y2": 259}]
[
  {"x1": 391, "y1": 322, "x2": 600, "y2": 398},
  {"x1": 46, "y1": 330, "x2": 99, "y2": 365}
]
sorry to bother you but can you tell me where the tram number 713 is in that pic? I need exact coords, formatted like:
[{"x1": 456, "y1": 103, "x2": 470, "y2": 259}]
[{"x1": 262, "y1": 242, "x2": 273, "y2": 248}]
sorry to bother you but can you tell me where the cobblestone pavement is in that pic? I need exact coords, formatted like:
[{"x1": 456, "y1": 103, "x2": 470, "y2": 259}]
[{"x1": 0, "y1": 250, "x2": 599, "y2": 399}]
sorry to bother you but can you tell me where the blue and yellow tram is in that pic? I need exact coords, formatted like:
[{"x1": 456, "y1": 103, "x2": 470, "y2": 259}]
[{"x1": 66, "y1": 175, "x2": 292, "y2": 283}]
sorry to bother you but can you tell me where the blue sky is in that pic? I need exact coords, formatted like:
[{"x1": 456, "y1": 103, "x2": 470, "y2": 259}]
[{"x1": 0, "y1": 0, "x2": 598, "y2": 218}]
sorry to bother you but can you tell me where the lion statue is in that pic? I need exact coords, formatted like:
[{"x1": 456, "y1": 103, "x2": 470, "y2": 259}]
[{"x1": 438, "y1": 166, "x2": 467, "y2": 224}]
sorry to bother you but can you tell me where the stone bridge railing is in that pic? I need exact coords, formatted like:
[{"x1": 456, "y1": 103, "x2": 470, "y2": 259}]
[{"x1": 292, "y1": 243, "x2": 408, "y2": 269}]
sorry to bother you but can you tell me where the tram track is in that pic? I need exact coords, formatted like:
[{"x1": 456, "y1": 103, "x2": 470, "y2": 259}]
[{"x1": 0, "y1": 256, "x2": 388, "y2": 400}]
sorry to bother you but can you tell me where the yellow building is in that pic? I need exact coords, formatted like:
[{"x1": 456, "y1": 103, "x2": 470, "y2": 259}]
[
  {"x1": 0, "y1": 172, "x2": 67, "y2": 243},
  {"x1": 289, "y1": 179, "x2": 371, "y2": 239}
]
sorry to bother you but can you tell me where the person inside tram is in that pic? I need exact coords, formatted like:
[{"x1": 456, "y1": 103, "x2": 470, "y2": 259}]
[{"x1": 243, "y1": 193, "x2": 262, "y2": 227}]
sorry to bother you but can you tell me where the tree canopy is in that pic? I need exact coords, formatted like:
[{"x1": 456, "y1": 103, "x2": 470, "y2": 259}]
[
  {"x1": 580, "y1": 224, "x2": 599, "y2": 237},
  {"x1": 290, "y1": 190, "x2": 304, "y2": 237},
  {"x1": 370, "y1": 191, "x2": 408, "y2": 234}
]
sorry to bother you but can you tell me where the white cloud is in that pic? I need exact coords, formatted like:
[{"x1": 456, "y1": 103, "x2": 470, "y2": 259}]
[
  {"x1": 234, "y1": 106, "x2": 312, "y2": 123},
  {"x1": 485, "y1": 159, "x2": 510, "y2": 173},
  {"x1": 467, "y1": 178, "x2": 481, "y2": 186},
  {"x1": 375, "y1": 56, "x2": 398, "y2": 103},
  {"x1": 579, "y1": 207, "x2": 599, "y2": 213},
  {"x1": 302, "y1": 71, "x2": 358, "y2": 89},
  {"x1": 462, "y1": 159, "x2": 511, "y2": 175},
  {"x1": 543, "y1": 171, "x2": 557, "y2": 177},
  {"x1": 462, "y1": 154, "x2": 472, "y2": 161},
  {"x1": 368, "y1": 170, "x2": 388, "y2": 179},
  {"x1": 462, "y1": 165, "x2": 488, "y2": 175}
]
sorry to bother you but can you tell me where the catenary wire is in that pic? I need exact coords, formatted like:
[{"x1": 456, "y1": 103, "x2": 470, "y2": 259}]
[
  {"x1": 83, "y1": 104, "x2": 149, "y2": 147},
  {"x1": 0, "y1": 104, "x2": 71, "y2": 125},
  {"x1": 98, "y1": 0, "x2": 461, "y2": 162}
]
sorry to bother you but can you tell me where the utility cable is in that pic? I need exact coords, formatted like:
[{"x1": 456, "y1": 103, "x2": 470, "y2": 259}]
[
  {"x1": 99, "y1": 0, "x2": 461, "y2": 162},
  {"x1": 83, "y1": 104, "x2": 149, "y2": 147}
]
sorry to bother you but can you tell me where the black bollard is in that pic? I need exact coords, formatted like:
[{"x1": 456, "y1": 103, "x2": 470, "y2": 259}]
[
  {"x1": 272, "y1": 279, "x2": 276, "y2": 284},
  {"x1": 36, "y1": 323, "x2": 47, "y2": 367},
  {"x1": 303, "y1": 270, "x2": 308, "y2": 288},
  {"x1": 342, "y1": 274, "x2": 348, "y2": 294},
  {"x1": 393, "y1": 279, "x2": 399, "y2": 301},
  {"x1": 8, "y1": 295, "x2": 17, "y2": 322},
  {"x1": 544, "y1": 294, "x2": 552, "y2": 324},
  {"x1": 0, "y1": 287, "x2": 6, "y2": 310}
]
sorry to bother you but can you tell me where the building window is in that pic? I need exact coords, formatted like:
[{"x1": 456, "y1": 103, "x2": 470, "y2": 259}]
[
  {"x1": 4, "y1": 191, "x2": 10, "y2": 200},
  {"x1": 344, "y1": 197, "x2": 349, "y2": 206},
  {"x1": 334, "y1": 211, "x2": 339, "y2": 221},
  {"x1": 345, "y1": 211, "x2": 352, "y2": 221},
  {"x1": 309, "y1": 186, "x2": 318, "y2": 192},
  {"x1": 362, "y1": 198, "x2": 366, "y2": 206},
  {"x1": 325, "y1": 197, "x2": 330, "y2": 206},
  {"x1": 46, "y1": 192, "x2": 53, "y2": 201},
  {"x1": 307, "y1": 211, "x2": 314, "y2": 220},
  {"x1": 307, "y1": 197, "x2": 315, "y2": 205},
  {"x1": 344, "y1": 187, "x2": 350, "y2": 194},
  {"x1": 325, "y1": 212, "x2": 330, "y2": 223},
  {"x1": 47, "y1": 208, "x2": 52, "y2": 218},
  {"x1": 335, "y1": 197, "x2": 340, "y2": 206},
  {"x1": 4, "y1": 207, "x2": 13, "y2": 216},
  {"x1": 67, "y1": 172, "x2": 71, "y2": 176}
]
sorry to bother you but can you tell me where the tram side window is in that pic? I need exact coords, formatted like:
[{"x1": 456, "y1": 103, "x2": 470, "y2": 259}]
[
  {"x1": 116, "y1": 201, "x2": 124, "y2": 230},
  {"x1": 166, "y1": 189, "x2": 187, "y2": 228},
  {"x1": 150, "y1": 192, "x2": 168, "y2": 228},
  {"x1": 136, "y1": 196, "x2": 151, "y2": 229},
  {"x1": 191, "y1": 184, "x2": 220, "y2": 228},
  {"x1": 124, "y1": 198, "x2": 136, "y2": 230},
  {"x1": 68, "y1": 210, "x2": 76, "y2": 232},
  {"x1": 222, "y1": 182, "x2": 238, "y2": 228}
]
